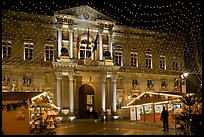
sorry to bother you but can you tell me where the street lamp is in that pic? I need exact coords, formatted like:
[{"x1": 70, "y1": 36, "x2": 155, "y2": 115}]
[{"x1": 181, "y1": 72, "x2": 189, "y2": 93}]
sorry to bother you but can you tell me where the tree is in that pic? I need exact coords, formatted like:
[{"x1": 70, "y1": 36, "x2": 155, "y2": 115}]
[{"x1": 177, "y1": 91, "x2": 202, "y2": 135}]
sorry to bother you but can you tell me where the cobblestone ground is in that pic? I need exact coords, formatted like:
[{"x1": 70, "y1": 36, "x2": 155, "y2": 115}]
[{"x1": 35, "y1": 118, "x2": 176, "y2": 135}]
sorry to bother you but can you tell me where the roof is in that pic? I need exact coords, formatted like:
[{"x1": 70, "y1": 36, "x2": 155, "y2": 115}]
[
  {"x1": 127, "y1": 91, "x2": 184, "y2": 106},
  {"x1": 2, "y1": 92, "x2": 43, "y2": 101},
  {"x1": 55, "y1": 5, "x2": 116, "y2": 23}
]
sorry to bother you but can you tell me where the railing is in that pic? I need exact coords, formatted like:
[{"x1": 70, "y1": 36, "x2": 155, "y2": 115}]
[{"x1": 61, "y1": 58, "x2": 114, "y2": 66}]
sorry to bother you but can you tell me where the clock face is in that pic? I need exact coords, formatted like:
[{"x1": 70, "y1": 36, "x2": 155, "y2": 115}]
[{"x1": 83, "y1": 13, "x2": 90, "y2": 20}]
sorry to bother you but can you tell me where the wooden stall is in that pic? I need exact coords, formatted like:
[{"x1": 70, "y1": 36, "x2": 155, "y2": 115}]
[
  {"x1": 2, "y1": 92, "x2": 42, "y2": 135},
  {"x1": 128, "y1": 91, "x2": 185, "y2": 124},
  {"x1": 2, "y1": 92, "x2": 59, "y2": 135}
]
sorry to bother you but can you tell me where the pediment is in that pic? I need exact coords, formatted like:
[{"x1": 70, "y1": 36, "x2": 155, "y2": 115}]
[{"x1": 55, "y1": 5, "x2": 116, "y2": 23}]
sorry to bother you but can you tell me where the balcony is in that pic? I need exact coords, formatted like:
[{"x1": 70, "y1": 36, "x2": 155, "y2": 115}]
[{"x1": 54, "y1": 55, "x2": 114, "y2": 67}]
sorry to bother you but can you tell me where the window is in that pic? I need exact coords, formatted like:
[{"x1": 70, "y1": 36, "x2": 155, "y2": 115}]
[
  {"x1": 2, "y1": 40, "x2": 11, "y2": 58},
  {"x1": 80, "y1": 40, "x2": 91, "y2": 59},
  {"x1": 114, "y1": 51, "x2": 122, "y2": 66},
  {"x1": 174, "y1": 78, "x2": 179, "y2": 89},
  {"x1": 147, "y1": 80, "x2": 153, "y2": 88},
  {"x1": 113, "y1": 46, "x2": 122, "y2": 66},
  {"x1": 103, "y1": 44, "x2": 109, "y2": 54},
  {"x1": 131, "y1": 52, "x2": 138, "y2": 67},
  {"x1": 173, "y1": 58, "x2": 178, "y2": 70},
  {"x1": 161, "y1": 80, "x2": 167, "y2": 88},
  {"x1": 45, "y1": 44, "x2": 54, "y2": 61},
  {"x1": 132, "y1": 79, "x2": 138, "y2": 88},
  {"x1": 146, "y1": 53, "x2": 152, "y2": 68},
  {"x1": 24, "y1": 42, "x2": 33, "y2": 60},
  {"x1": 160, "y1": 55, "x2": 166, "y2": 69}
]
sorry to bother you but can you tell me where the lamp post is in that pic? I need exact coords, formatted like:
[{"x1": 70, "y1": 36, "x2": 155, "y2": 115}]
[{"x1": 181, "y1": 72, "x2": 189, "y2": 93}]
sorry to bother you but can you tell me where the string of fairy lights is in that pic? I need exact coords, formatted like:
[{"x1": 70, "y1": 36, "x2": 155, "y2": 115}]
[{"x1": 2, "y1": 0, "x2": 202, "y2": 87}]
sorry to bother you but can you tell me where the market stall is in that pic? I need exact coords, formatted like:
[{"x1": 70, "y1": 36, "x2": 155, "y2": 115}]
[
  {"x1": 29, "y1": 92, "x2": 60, "y2": 134},
  {"x1": 2, "y1": 92, "x2": 42, "y2": 135},
  {"x1": 2, "y1": 92, "x2": 60, "y2": 135},
  {"x1": 127, "y1": 91, "x2": 185, "y2": 124}
]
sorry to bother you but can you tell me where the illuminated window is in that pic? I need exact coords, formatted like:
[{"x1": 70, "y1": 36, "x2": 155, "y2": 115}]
[
  {"x1": 132, "y1": 79, "x2": 138, "y2": 87},
  {"x1": 146, "y1": 53, "x2": 152, "y2": 68},
  {"x1": 114, "y1": 51, "x2": 122, "y2": 66},
  {"x1": 147, "y1": 80, "x2": 153, "y2": 88},
  {"x1": 80, "y1": 39, "x2": 91, "y2": 59},
  {"x1": 24, "y1": 42, "x2": 33, "y2": 60},
  {"x1": 113, "y1": 46, "x2": 122, "y2": 66},
  {"x1": 2, "y1": 40, "x2": 11, "y2": 58},
  {"x1": 45, "y1": 44, "x2": 54, "y2": 61},
  {"x1": 103, "y1": 44, "x2": 109, "y2": 54},
  {"x1": 160, "y1": 55, "x2": 166, "y2": 69},
  {"x1": 173, "y1": 57, "x2": 178, "y2": 70},
  {"x1": 174, "y1": 78, "x2": 179, "y2": 88},
  {"x1": 131, "y1": 52, "x2": 138, "y2": 67},
  {"x1": 161, "y1": 80, "x2": 167, "y2": 88}
]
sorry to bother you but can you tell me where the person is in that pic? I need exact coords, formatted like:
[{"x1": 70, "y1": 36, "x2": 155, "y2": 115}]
[
  {"x1": 85, "y1": 109, "x2": 90, "y2": 118},
  {"x1": 101, "y1": 109, "x2": 105, "y2": 122},
  {"x1": 105, "y1": 111, "x2": 108, "y2": 122},
  {"x1": 160, "y1": 106, "x2": 169, "y2": 131}
]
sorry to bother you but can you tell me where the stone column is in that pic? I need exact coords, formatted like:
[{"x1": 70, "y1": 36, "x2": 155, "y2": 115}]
[
  {"x1": 68, "y1": 25, "x2": 74, "y2": 59},
  {"x1": 101, "y1": 75, "x2": 106, "y2": 111},
  {"x1": 108, "y1": 30, "x2": 113, "y2": 59},
  {"x1": 68, "y1": 74, "x2": 74, "y2": 114},
  {"x1": 57, "y1": 24, "x2": 62, "y2": 58},
  {"x1": 98, "y1": 28, "x2": 103, "y2": 61},
  {"x1": 112, "y1": 75, "x2": 117, "y2": 114},
  {"x1": 55, "y1": 72, "x2": 62, "y2": 112}
]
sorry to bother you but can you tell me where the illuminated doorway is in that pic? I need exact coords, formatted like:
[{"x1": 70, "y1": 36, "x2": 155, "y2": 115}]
[{"x1": 78, "y1": 84, "x2": 94, "y2": 119}]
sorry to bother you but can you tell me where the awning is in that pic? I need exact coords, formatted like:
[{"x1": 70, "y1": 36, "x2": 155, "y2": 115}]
[{"x1": 127, "y1": 91, "x2": 184, "y2": 107}]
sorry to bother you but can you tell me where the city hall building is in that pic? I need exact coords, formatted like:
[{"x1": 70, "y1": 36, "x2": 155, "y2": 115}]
[{"x1": 2, "y1": 5, "x2": 186, "y2": 118}]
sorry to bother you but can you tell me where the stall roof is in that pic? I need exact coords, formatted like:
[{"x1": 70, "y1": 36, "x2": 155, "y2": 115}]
[
  {"x1": 2, "y1": 92, "x2": 43, "y2": 101},
  {"x1": 127, "y1": 91, "x2": 184, "y2": 106}
]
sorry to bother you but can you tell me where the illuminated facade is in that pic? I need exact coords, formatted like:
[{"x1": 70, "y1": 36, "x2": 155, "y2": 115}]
[{"x1": 2, "y1": 5, "x2": 186, "y2": 118}]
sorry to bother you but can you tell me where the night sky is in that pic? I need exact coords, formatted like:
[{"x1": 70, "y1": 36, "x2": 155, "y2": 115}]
[
  {"x1": 2, "y1": 0, "x2": 202, "y2": 35},
  {"x1": 2, "y1": 0, "x2": 203, "y2": 83}
]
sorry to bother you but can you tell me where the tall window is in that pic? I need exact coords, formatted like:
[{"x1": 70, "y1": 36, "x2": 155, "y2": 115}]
[
  {"x1": 113, "y1": 46, "x2": 122, "y2": 66},
  {"x1": 147, "y1": 80, "x2": 153, "y2": 88},
  {"x1": 2, "y1": 40, "x2": 11, "y2": 58},
  {"x1": 146, "y1": 53, "x2": 152, "y2": 68},
  {"x1": 80, "y1": 40, "x2": 91, "y2": 59},
  {"x1": 114, "y1": 51, "x2": 122, "y2": 66},
  {"x1": 131, "y1": 52, "x2": 138, "y2": 67},
  {"x1": 24, "y1": 42, "x2": 33, "y2": 60},
  {"x1": 174, "y1": 78, "x2": 179, "y2": 89},
  {"x1": 160, "y1": 55, "x2": 166, "y2": 69},
  {"x1": 173, "y1": 58, "x2": 178, "y2": 70},
  {"x1": 103, "y1": 44, "x2": 109, "y2": 54},
  {"x1": 45, "y1": 44, "x2": 54, "y2": 61}
]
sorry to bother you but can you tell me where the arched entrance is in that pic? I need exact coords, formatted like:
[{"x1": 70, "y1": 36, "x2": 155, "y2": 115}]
[{"x1": 78, "y1": 84, "x2": 94, "y2": 119}]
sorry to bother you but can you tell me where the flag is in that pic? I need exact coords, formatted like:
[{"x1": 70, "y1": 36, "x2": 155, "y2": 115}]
[
  {"x1": 93, "y1": 33, "x2": 98, "y2": 52},
  {"x1": 87, "y1": 28, "x2": 90, "y2": 49},
  {"x1": 76, "y1": 36, "x2": 80, "y2": 53}
]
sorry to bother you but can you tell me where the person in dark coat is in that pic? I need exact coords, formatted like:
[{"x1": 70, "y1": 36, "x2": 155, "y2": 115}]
[{"x1": 160, "y1": 106, "x2": 169, "y2": 131}]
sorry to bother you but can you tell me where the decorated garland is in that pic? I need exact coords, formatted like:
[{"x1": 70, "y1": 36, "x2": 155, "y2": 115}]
[{"x1": 2, "y1": 100, "x2": 31, "y2": 111}]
